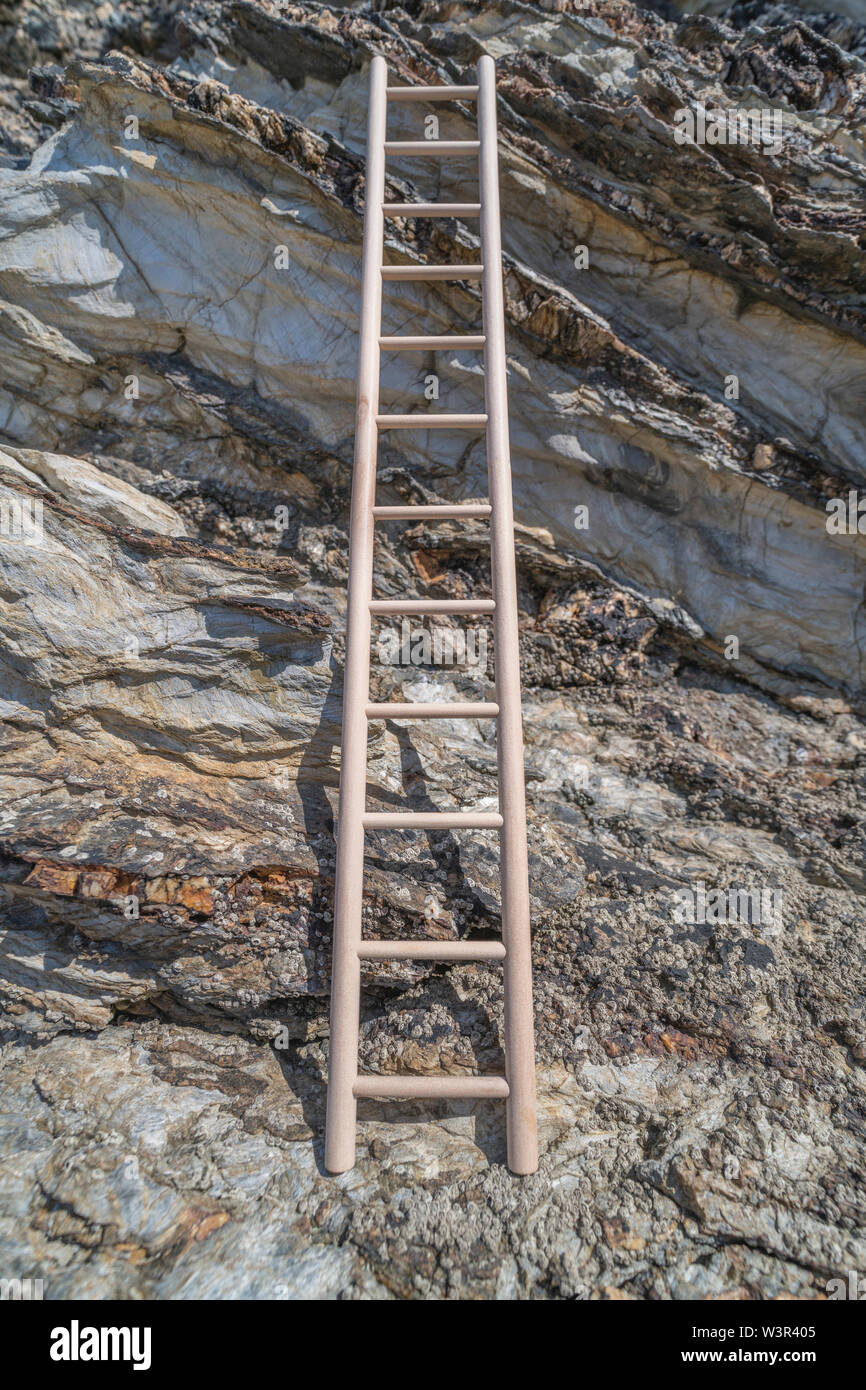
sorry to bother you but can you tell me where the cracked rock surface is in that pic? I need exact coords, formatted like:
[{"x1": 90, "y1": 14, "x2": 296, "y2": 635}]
[{"x1": 0, "y1": 0, "x2": 864, "y2": 1299}]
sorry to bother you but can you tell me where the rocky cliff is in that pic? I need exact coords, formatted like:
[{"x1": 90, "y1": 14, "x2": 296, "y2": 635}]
[{"x1": 0, "y1": 0, "x2": 864, "y2": 1299}]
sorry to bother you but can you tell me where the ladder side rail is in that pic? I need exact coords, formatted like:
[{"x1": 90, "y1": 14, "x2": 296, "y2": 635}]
[
  {"x1": 477, "y1": 54, "x2": 539, "y2": 1176},
  {"x1": 324, "y1": 53, "x2": 388, "y2": 1176}
]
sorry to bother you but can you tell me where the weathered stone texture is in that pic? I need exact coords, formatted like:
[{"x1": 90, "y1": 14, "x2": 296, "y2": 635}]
[{"x1": 0, "y1": 0, "x2": 864, "y2": 1299}]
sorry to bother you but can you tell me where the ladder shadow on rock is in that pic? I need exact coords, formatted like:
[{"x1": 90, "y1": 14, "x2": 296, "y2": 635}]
[
  {"x1": 297, "y1": 645, "x2": 341, "y2": 911},
  {"x1": 355, "y1": 719, "x2": 508, "y2": 1165},
  {"x1": 292, "y1": 686, "x2": 509, "y2": 1169}
]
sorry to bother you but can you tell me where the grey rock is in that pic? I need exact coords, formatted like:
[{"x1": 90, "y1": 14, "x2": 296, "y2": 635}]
[{"x1": 0, "y1": 0, "x2": 864, "y2": 1299}]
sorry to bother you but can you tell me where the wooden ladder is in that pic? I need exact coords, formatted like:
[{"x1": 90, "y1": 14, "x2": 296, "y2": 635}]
[{"x1": 325, "y1": 53, "x2": 537, "y2": 1176}]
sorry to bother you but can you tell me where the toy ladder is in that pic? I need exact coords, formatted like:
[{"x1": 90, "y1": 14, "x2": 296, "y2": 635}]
[{"x1": 325, "y1": 54, "x2": 537, "y2": 1175}]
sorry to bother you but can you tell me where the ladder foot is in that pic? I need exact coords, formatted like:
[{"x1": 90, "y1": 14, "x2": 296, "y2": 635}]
[
  {"x1": 324, "y1": 1159, "x2": 355, "y2": 1176},
  {"x1": 507, "y1": 1158, "x2": 539, "y2": 1177},
  {"x1": 324, "y1": 1133, "x2": 357, "y2": 1175}
]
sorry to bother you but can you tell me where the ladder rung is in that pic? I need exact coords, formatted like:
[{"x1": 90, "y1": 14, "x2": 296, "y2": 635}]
[
  {"x1": 365, "y1": 702, "x2": 499, "y2": 719},
  {"x1": 354, "y1": 1075, "x2": 509, "y2": 1099},
  {"x1": 384, "y1": 141, "x2": 480, "y2": 156},
  {"x1": 379, "y1": 335, "x2": 485, "y2": 351},
  {"x1": 358, "y1": 940, "x2": 506, "y2": 961},
  {"x1": 362, "y1": 811, "x2": 503, "y2": 829},
  {"x1": 376, "y1": 413, "x2": 487, "y2": 428},
  {"x1": 373, "y1": 504, "x2": 491, "y2": 519},
  {"x1": 369, "y1": 598, "x2": 494, "y2": 614},
  {"x1": 386, "y1": 85, "x2": 479, "y2": 103},
  {"x1": 382, "y1": 264, "x2": 483, "y2": 281},
  {"x1": 383, "y1": 203, "x2": 481, "y2": 218}
]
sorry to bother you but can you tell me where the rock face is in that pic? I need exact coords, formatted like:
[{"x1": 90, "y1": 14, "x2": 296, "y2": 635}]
[{"x1": 0, "y1": 0, "x2": 865, "y2": 1300}]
